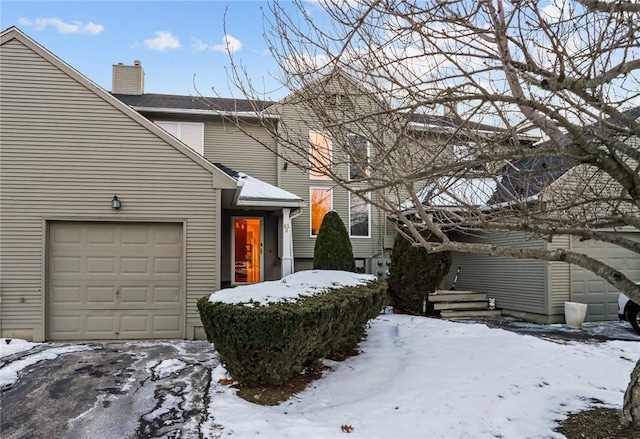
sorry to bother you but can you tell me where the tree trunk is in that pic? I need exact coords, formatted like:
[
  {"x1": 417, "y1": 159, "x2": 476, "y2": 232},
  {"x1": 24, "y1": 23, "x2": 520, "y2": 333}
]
[{"x1": 621, "y1": 358, "x2": 640, "y2": 427}]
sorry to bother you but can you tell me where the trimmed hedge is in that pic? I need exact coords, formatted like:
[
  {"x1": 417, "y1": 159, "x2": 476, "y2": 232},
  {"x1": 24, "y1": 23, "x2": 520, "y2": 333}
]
[{"x1": 197, "y1": 279, "x2": 386, "y2": 385}]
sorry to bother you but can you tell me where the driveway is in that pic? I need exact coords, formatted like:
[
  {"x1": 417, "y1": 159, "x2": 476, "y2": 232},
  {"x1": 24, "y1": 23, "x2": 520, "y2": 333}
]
[{"x1": 0, "y1": 340, "x2": 219, "y2": 439}]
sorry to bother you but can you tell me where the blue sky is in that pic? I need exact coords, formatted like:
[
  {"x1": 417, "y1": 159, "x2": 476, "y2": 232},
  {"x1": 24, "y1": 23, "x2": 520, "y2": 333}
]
[{"x1": 1, "y1": 1, "x2": 310, "y2": 100}]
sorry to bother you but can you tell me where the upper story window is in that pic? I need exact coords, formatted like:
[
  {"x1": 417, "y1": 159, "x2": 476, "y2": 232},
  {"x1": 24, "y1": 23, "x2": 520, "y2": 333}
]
[
  {"x1": 348, "y1": 134, "x2": 370, "y2": 181},
  {"x1": 451, "y1": 142, "x2": 476, "y2": 162},
  {"x1": 310, "y1": 187, "x2": 333, "y2": 236},
  {"x1": 155, "y1": 121, "x2": 204, "y2": 155},
  {"x1": 309, "y1": 131, "x2": 332, "y2": 180},
  {"x1": 349, "y1": 192, "x2": 371, "y2": 238}
]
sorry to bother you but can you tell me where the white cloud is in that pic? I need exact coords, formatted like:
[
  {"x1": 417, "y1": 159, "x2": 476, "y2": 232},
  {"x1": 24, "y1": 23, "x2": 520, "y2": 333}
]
[
  {"x1": 144, "y1": 31, "x2": 181, "y2": 51},
  {"x1": 192, "y1": 38, "x2": 209, "y2": 52},
  {"x1": 212, "y1": 34, "x2": 243, "y2": 54},
  {"x1": 192, "y1": 35, "x2": 243, "y2": 54},
  {"x1": 17, "y1": 17, "x2": 104, "y2": 35}
]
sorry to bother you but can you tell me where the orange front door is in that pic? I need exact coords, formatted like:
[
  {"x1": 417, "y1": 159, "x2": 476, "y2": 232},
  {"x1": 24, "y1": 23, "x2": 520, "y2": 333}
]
[{"x1": 233, "y1": 218, "x2": 262, "y2": 284}]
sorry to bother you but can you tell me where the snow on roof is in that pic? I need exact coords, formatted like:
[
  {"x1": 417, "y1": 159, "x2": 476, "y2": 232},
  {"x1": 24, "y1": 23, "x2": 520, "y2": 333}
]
[
  {"x1": 401, "y1": 177, "x2": 497, "y2": 210},
  {"x1": 208, "y1": 270, "x2": 376, "y2": 306},
  {"x1": 237, "y1": 173, "x2": 302, "y2": 202}
]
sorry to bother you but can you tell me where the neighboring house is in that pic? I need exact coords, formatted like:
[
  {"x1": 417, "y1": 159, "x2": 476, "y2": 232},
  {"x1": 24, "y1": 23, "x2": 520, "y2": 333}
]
[{"x1": 439, "y1": 116, "x2": 640, "y2": 323}]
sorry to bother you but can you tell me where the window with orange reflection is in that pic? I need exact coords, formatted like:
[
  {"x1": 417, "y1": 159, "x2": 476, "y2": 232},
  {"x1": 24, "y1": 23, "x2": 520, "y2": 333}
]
[
  {"x1": 310, "y1": 188, "x2": 332, "y2": 236},
  {"x1": 309, "y1": 131, "x2": 331, "y2": 179}
]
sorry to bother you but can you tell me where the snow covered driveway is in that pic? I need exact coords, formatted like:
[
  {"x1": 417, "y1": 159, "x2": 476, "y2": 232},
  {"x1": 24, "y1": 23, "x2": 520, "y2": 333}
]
[{"x1": 0, "y1": 340, "x2": 218, "y2": 439}]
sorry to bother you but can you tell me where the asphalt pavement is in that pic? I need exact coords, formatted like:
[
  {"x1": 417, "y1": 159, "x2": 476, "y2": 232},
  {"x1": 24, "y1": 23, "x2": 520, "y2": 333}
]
[{"x1": 0, "y1": 340, "x2": 218, "y2": 439}]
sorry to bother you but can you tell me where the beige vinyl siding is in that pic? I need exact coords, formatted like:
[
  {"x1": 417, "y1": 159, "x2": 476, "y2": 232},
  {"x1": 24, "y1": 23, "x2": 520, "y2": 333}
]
[
  {"x1": 547, "y1": 235, "x2": 571, "y2": 315},
  {"x1": 0, "y1": 37, "x2": 221, "y2": 340},
  {"x1": 272, "y1": 78, "x2": 386, "y2": 261},
  {"x1": 204, "y1": 120, "x2": 278, "y2": 184},
  {"x1": 442, "y1": 232, "x2": 548, "y2": 315}
]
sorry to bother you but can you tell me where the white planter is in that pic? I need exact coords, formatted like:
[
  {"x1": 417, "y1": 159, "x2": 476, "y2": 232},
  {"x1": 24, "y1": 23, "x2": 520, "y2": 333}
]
[{"x1": 564, "y1": 302, "x2": 588, "y2": 329}]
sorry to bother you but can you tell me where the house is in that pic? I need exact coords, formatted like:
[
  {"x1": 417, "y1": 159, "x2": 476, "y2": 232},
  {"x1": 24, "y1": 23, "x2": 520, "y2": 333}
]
[
  {"x1": 0, "y1": 28, "x2": 392, "y2": 342},
  {"x1": 439, "y1": 119, "x2": 640, "y2": 323},
  {"x1": 112, "y1": 65, "x2": 397, "y2": 280},
  {"x1": 3, "y1": 27, "x2": 635, "y2": 342},
  {"x1": 0, "y1": 27, "x2": 309, "y2": 342}
]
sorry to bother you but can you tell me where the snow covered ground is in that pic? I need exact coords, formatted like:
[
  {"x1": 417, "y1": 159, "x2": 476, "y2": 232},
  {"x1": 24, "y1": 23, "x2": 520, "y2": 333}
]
[
  {"x1": 204, "y1": 271, "x2": 640, "y2": 439},
  {"x1": 3, "y1": 270, "x2": 640, "y2": 438}
]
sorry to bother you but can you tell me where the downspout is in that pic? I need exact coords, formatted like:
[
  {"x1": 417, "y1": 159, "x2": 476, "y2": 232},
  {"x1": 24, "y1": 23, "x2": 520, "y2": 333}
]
[
  {"x1": 379, "y1": 194, "x2": 385, "y2": 257},
  {"x1": 289, "y1": 207, "x2": 303, "y2": 273}
]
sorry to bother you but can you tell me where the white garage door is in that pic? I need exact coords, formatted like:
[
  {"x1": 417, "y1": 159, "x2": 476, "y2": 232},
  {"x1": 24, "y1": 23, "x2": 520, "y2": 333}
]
[
  {"x1": 48, "y1": 222, "x2": 184, "y2": 340},
  {"x1": 571, "y1": 233, "x2": 640, "y2": 321}
]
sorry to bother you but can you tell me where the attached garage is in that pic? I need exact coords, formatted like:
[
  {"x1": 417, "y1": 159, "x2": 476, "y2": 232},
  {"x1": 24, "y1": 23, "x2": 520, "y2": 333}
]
[
  {"x1": 0, "y1": 28, "x2": 236, "y2": 341},
  {"x1": 48, "y1": 222, "x2": 184, "y2": 340},
  {"x1": 571, "y1": 233, "x2": 640, "y2": 320}
]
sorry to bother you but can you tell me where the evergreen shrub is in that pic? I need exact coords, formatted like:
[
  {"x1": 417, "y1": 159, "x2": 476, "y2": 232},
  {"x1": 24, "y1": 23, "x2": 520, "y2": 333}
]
[
  {"x1": 197, "y1": 279, "x2": 386, "y2": 385},
  {"x1": 387, "y1": 229, "x2": 451, "y2": 314},
  {"x1": 313, "y1": 211, "x2": 356, "y2": 271}
]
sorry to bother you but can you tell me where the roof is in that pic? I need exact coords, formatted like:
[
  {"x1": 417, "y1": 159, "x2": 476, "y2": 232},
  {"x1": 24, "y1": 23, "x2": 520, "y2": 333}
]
[
  {"x1": 489, "y1": 106, "x2": 640, "y2": 204},
  {"x1": 401, "y1": 177, "x2": 499, "y2": 211},
  {"x1": 114, "y1": 93, "x2": 275, "y2": 117},
  {"x1": 489, "y1": 156, "x2": 575, "y2": 204},
  {"x1": 406, "y1": 113, "x2": 508, "y2": 135},
  {"x1": 214, "y1": 163, "x2": 305, "y2": 208}
]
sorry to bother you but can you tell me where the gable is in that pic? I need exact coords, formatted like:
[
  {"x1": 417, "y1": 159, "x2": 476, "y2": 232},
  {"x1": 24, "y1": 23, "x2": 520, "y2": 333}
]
[{"x1": 0, "y1": 28, "x2": 235, "y2": 189}]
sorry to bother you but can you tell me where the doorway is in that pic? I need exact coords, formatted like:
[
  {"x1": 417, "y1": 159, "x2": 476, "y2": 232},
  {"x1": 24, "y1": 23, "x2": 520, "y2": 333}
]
[{"x1": 232, "y1": 217, "x2": 263, "y2": 284}]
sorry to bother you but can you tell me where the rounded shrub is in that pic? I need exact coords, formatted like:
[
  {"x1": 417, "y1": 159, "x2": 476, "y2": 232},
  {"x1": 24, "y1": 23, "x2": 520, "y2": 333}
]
[
  {"x1": 387, "y1": 228, "x2": 452, "y2": 315},
  {"x1": 313, "y1": 211, "x2": 356, "y2": 272}
]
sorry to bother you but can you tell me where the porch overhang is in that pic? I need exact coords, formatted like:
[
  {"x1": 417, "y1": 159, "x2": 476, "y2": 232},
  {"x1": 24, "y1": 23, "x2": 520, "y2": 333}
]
[{"x1": 214, "y1": 163, "x2": 306, "y2": 210}]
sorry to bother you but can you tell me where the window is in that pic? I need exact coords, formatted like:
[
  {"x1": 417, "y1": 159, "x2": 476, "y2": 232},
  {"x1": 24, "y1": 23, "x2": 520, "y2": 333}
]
[
  {"x1": 309, "y1": 132, "x2": 331, "y2": 179},
  {"x1": 310, "y1": 188, "x2": 332, "y2": 236},
  {"x1": 451, "y1": 142, "x2": 476, "y2": 162},
  {"x1": 349, "y1": 192, "x2": 371, "y2": 237},
  {"x1": 155, "y1": 121, "x2": 204, "y2": 155},
  {"x1": 348, "y1": 134, "x2": 370, "y2": 180}
]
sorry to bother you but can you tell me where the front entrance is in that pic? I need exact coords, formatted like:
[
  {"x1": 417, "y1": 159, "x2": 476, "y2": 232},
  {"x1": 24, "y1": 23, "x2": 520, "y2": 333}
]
[{"x1": 232, "y1": 217, "x2": 263, "y2": 284}]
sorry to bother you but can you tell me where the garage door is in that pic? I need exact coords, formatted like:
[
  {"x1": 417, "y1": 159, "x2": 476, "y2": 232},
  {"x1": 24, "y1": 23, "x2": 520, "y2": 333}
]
[
  {"x1": 48, "y1": 222, "x2": 184, "y2": 340},
  {"x1": 571, "y1": 233, "x2": 640, "y2": 321}
]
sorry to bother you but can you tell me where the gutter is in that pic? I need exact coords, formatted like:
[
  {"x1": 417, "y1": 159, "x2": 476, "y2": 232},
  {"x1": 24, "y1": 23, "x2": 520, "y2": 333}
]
[{"x1": 129, "y1": 106, "x2": 281, "y2": 120}]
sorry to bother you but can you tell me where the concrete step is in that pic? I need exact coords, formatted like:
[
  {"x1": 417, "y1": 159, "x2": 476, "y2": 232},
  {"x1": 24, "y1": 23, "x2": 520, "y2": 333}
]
[
  {"x1": 434, "y1": 289, "x2": 481, "y2": 295},
  {"x1": 440, "y1": 309, "x2": 503, "y2": 319},
  {"x1": 430, "y1": 293, "x2": 487, "y2": 302},
  {"x1": 433, "y1": 301, "x2": 489, "y2": 311}
]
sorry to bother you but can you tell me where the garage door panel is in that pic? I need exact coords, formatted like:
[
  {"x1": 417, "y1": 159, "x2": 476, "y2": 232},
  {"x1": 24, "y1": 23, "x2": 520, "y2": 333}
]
[
  {"x1": 154, "y1": 257, "x2": 181, "y2": 274},
  {"x1": 155, "y1": 286, "x2": 181, "y2": 303},
  {"x1": 52, "y1": 257, "x2": 82, "y2": 274},
  {"x1": 87, "y1": 257, "x2": 115, "y2": 274},
  {"x1": 572, "y1": 232, "x2": 640, "y2": 321},
  {"x1": 121, "y1": 257, "x2": 149, "y2": 274},
  {"x1": 120, "y1": 286, "x2": 149, "y2": 304},
  {"x1": 87, "y1": 226, "x2": 117, "y2": 244},
  {"x1": 51, "y1": 286, "x2": 81, "y2": 303},
  {"x1": 49, "y1": 222, "x2": 184, "y2": 341}
]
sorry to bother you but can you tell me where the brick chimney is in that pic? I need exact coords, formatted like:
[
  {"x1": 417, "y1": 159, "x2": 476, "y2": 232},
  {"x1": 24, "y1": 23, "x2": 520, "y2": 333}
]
[{"x1": 112, "y1": 60, "x2": 144, "y2": 95}]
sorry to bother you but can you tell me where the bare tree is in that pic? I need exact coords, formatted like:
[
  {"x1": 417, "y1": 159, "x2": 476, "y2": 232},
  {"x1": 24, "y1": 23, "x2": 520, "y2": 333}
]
[{"x1": 221, "y1": 0, "x2": 640, "y2": 426}]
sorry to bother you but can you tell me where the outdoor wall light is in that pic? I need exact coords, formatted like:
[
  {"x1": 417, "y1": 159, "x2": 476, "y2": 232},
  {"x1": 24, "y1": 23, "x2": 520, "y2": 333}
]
[{"x1": 111, "y1": 194, "x2": 122, "y2": 210}]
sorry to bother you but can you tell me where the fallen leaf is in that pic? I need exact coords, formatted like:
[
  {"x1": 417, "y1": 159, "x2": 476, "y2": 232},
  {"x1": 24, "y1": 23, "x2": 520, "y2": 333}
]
[
  {"x1": 341, "y1": 424, "x2": 354, "y2": 433},
  {"x1": 217, "y1": 378, "x2": 234, "y2": 386}
]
